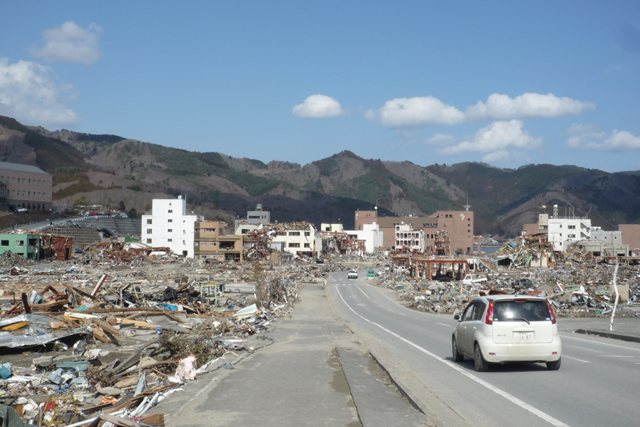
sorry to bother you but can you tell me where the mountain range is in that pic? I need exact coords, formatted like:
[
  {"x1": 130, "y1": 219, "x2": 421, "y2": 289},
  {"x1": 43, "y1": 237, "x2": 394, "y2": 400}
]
[{"x1": 1, "y1": 115, "x2": 638, "y2": 237}]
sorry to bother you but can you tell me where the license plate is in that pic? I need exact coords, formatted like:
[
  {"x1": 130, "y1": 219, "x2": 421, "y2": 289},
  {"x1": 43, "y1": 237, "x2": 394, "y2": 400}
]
[{"x1": 514, "y1": 332, "x2": 534, "y2": 341}]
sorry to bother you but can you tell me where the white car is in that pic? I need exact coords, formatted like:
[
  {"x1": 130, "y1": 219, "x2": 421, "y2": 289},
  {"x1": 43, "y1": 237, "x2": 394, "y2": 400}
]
[
  {"x1": 452, "y1": 295, "x2": 562, "y2": 371},
  {"x1": 347, "y1": 270, "x2": 358, "y2": 279}
]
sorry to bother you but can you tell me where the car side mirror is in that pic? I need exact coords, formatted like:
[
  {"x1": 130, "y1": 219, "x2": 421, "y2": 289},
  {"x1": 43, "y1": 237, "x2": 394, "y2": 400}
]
[{"x1": 453, "y1": 314, "x2": 460, "y2": 321}]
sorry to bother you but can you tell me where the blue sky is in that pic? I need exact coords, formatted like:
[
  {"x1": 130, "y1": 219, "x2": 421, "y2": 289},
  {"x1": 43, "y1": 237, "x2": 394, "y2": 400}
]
[{"x1": 1, "y1": 1, "x2": 639, "y2": 172}]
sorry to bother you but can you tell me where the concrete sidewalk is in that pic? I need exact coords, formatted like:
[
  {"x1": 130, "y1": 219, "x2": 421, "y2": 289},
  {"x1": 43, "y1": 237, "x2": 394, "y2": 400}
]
[
  {"x1": 152, "y1": 283, "x2": 427, "y2": 427},
  {"x1": 559, "y1": 317, "x2": 640, "y2": 343}
]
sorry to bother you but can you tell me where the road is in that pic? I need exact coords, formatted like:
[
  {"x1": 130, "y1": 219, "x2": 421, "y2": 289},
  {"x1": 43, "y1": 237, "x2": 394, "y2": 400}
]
[{"x1": 328, "y1": 269, "x2": 640, "y2": 427}]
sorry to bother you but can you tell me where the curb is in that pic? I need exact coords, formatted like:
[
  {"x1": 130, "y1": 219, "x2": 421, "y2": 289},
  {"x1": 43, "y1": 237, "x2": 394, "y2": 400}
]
[{"x1": 575, "y1": 329, "x2": 640, "y2": 344}]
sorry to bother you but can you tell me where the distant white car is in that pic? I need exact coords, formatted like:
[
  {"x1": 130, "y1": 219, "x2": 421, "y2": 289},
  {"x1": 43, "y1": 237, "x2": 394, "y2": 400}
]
[
  {"x1": 347, "y1": 270, "x2": 358, "y2": 279},
  {"x1": 452, "y1": 295, "x2": 562, "y2": 371}
]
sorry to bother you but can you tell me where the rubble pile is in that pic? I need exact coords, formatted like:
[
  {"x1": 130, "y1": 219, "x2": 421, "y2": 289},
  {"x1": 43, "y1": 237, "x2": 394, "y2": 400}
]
[
  {"x1": 0, "y1": 241, "x2": 321, "y2": 426},
  {"x1": 379, "y1": 261, "x2": 640, "y2": 318}
]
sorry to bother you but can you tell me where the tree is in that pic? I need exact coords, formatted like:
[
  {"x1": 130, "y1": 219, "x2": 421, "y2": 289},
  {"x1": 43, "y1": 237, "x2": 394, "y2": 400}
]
[
  {"x1": 119, "y1": 201, "x2": 126, "y2": 212},
  {"x1": 128, "y1": 208, "x2": 138, "y2": 218}
]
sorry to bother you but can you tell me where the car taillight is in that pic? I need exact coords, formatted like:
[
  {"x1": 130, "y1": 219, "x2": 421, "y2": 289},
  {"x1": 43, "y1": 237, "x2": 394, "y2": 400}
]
[
  {"x1": 546, "y1": 299, "x2": 556, "y2": 324},
  {"x1": 485, "y1": 300, "x2": 494, "y2": 325}
]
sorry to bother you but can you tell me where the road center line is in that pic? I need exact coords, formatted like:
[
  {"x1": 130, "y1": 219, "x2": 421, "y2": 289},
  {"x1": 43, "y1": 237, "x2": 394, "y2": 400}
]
[
  {"x1": 335, "y1": 287, "x2": 570, "y2": 427},
  {"x1": 436, "y1": 322, "x2": 450, "y2": 327}
]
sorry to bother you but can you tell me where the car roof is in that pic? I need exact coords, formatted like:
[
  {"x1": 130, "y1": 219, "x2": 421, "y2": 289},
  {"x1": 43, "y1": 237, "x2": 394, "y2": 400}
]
[{"x1": 475, "y1": 294, "x2": 546, "y2": 302}]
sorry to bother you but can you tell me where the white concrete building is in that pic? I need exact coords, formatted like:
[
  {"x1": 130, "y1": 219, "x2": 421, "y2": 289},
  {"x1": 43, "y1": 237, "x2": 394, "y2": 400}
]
[
  {"x1": 548, "y1": 217, "x2": 591, "y2": 252},
  {"x1": 235, "y1": 222, "x2": 262, "y2": 236},
  {"x1": 395, "y1": 223, "x2": 425, "y2": 252},
  {"x1": 141, "y1": 197, "x2": 197, "y2": 257},
  {"x1": 320, "y1": 223, "x2": 344, "y2": 232},
  {"x1": 345, "y1": 223, "x2": 384, "y2": 254},
  {"x1": 271, "y1": 223, "x2": 318, "y2": 257}
]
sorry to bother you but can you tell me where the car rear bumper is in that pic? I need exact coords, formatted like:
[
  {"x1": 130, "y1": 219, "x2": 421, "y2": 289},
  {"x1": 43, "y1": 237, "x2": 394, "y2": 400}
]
[{"x1": 478, "y1": 336, "x2": 562, "y2": 363}]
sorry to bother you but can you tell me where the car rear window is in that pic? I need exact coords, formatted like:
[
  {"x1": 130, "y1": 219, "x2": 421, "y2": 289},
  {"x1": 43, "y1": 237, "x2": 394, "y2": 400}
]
[{"x1": 493, "y1": 300, "x2": 550, "y2": 322}]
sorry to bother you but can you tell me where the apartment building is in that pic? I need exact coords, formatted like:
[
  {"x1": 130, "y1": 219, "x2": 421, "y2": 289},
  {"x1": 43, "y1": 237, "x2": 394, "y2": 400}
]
[
  {"x1": 0, "y1": 161, "x2": 52, "y2": 211},
  {"x1": 141, "y1": 197, "x2": 197, "y2": 257},
  {"x1": 195, "y1": 220, "x2": 243, "y2": 262}
]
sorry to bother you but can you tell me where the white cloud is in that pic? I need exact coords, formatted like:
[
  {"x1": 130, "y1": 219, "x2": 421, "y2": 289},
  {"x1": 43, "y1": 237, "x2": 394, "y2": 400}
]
[
  {"x1": 30, "y1": 21, "x2": 102, "y2": 65},
  {"x1": 466, "y1": 93, "x2": 595, "y2": 121},
  {"x1": 292, "y1": 94, "x2": 343, "y2": 118},
  {"x1": 566, "y1": 124, "x2": 640, "y2": 151},
  {"x1": 425, "y1": 133, "x2": 455, "y2": 145},
  {"x1": 442, "y1": 120, "x2": 542, "y2": 162},
  {"x1": 366, "y1": 93, "x2": 594, "y2": 130},
  {"x1": 365, "y1": 96, "x2": 464, "y2": 128},
  {"x1": 0, "y1": 57, "x2": 80, "y2": 126}
]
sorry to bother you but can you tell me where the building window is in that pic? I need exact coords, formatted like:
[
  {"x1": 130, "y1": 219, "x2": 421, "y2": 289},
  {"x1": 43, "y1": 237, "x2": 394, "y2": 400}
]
[
  {"x1": 168, "y1": 219, "x2": 173, "y2": 223},
  {"x1": 568, "y1": 225, "x2": 575, "y2": 229},
  {"x1": 182, "y1": 240, "x2": 186, "y2": 245},
  {"x1": 147, "y1": 229, "x2": 152, "y2": 234},
  {"x1": 289, "y1": 242, "x2": 300, "y2": 248},
  {"x1": 568, "y1": 234, "x2": 576, "y2": 238},
  {"x1": 168, "y1": 238, "x2": 172, "y2": 242},
  {"x1": 304, "y1": 243, "x2": 310, "y2": 248},
  {"x1": 147, "y1": 219, "x2": 152, "y2": 224},
  {"x1": 16, "y1": 241, "x2": 24, "y2": 247},
  {"x1": 183, "y1": 230, "x2": 186, "y2": 234},
  {"x1": 211, "y1": 242, "x2": 217, "y2": 247},
  {"x1": 147, "y1": 239, "x2": 152, "y2": 244},
  {"x1": 304, "y1": 232, "x2": 310, "y2": 236},
  {"x1": 289, "y1": 231, "x2": 300, "y2": 236},
  {"x1": 168, "y1": 229, "x2": 173, "y2": 233},
  {"x1": 0, "y1": 241, "x2": 8, "y2": 246},
  {"x1": 201, "y1": 241, "x2": 207, "y2": 247},
  {"x1": 168, "y1": 210, "x2": 173, "y2": 213}
]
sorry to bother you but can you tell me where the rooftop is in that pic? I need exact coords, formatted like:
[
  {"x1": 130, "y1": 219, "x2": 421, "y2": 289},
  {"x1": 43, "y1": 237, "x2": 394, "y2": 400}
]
[{"x1": 0, "y1": 161, "x2": 49, "y2": 176}]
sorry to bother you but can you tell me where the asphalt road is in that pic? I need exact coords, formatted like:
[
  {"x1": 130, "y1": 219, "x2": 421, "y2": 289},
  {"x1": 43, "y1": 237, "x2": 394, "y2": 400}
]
[{"x1": 329, "y1": 269, "x2": 640, "y2": 427}]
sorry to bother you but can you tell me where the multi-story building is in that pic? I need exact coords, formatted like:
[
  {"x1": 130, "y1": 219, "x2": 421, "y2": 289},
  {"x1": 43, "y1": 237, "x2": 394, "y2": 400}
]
[
  {"x1": 320, "y1": 223, "x2": 344, "y2": 233},
  {"x1": 194, "y1": 221, "x2": 243, "y2": 262},
  {"x1": 344, "y1": 223, "x2": 384, "y2": 254},
  {"x1": 523, "y1": 213, "x2": 550, "y2": 236},
  {"x1": 394, "y1": 223, "x2": 425, "y2": 252},
  {"x1": 234, "y1": 204, "x2": 270, "y2": 231},
  {"x1": 0, "y1": 161, "x2": 52, "y2": 211},
  {"x1": 619, "y1": 224, "x2": 640, "y2": 255},
  {"x1": 271, "y1": 223, "x2": 319, "y2": 257},
  {"x1": 547, "y1": 216, "x2": 591, "y2": 252},
  {"x1": 141, "y1": 197, "x2": 197, "y2": 257},
  {"x1": 355, "y1": 208, "x2": 474, "y2": 254}
]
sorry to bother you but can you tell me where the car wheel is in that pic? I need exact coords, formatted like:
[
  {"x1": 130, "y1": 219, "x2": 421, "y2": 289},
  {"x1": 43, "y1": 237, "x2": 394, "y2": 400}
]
[
  {"x1": 474, "y1": 344, "x2": 489, "y2": 372},
  {"x1": 452, "y1": 338, "x2": 464, "y2": 362},
  {"x1": 546, "y1": 358, "x2": 561, "y2": 371}
]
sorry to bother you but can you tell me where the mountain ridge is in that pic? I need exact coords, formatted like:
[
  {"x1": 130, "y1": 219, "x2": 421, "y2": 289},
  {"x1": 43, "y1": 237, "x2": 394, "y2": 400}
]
[{"x1": 0, "y1": 115, "x2": 637, "y2": 237}]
